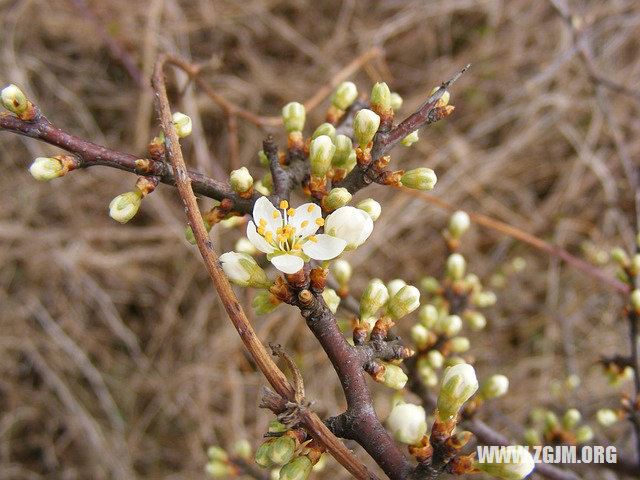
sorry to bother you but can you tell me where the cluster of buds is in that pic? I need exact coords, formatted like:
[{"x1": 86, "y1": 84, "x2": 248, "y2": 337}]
[
  {"x1": 524, "y1": 408, "x2": 593, "y2": 446},
  {"x1": 595, "y1": 394, "x2": 639, "y2": 432},
  {"x1": 205, "y1": 442, "x2": 251, "y2": 478}
]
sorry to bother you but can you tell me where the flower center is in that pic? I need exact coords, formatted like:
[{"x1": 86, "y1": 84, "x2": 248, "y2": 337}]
[{"x1": 257, "y1": 200, "x2": 302, "y2": 252}]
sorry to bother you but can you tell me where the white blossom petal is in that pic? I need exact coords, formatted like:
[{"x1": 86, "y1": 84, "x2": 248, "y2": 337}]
[
  {"x1": 247, "y1": 221, "x2": 275, "y2": 254},
  {"x1": 302, "y1": 234, "x2": 347, "y2": 260},
  {"x1": 289, "y1": 203, "x2": 322, "y2": 238},
  {"x1": 252, "y1": 196, "x2": 282, "y2": 232},
  {"x1": 271, "y1": 254, "x2": 304, "y2": 274},
  {"x1": 325, "y1": 206, "x2": 374, "y2": 249}
]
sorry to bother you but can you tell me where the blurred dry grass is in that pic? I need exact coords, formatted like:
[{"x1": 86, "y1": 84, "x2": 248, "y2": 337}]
[{"x1": 1, "y1": 0, "x2": 640, "y2": 478}]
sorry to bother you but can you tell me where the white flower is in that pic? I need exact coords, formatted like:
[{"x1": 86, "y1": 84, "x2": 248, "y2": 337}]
[
  {"x1": 324, "y1": 206, "x2": 373, "y2": 250},
  {"x1": 247, "y1": 197, "x2": 347, "y2": 275},
  {"x1": 387, "y1": 402, "x2": 427, "y2": 445}
]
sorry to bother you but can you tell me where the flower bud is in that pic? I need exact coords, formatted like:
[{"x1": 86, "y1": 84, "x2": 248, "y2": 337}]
[
  {"x1": 29, "y1": 156, "x2": 65, "y2": 181},
  {"x1": 386, "y1": 402, "x2": 427, "y2": 445},
  {"x1": 400, "y1": 131, "x2": 419, "y2": 147},
  {"x1": 379, "y1": 362, "x2": 408, "y2": 390},
  {"x1": 219, "y1": 252, "x2": 271, "y2": 288},
  {"x1": 356, "y1": 198, "x2": 381, "y2": 221},
  {"x1": 417, "y1": 357, "x2": 439, "y2": 386},
  {"x1": 574, "y1": 425, "x2": 593, "y2": 444},
  {"x1": 235, "y1": 237, "x2": 258, "y2": 255},
  {"x1": 445, "y1": 356, "x2": 466, "y2": 367},
  {"x1": 387, "y1": 285, "x2": 420, "y2": 319},
  {"x1": 172, "y1": 112, "x2": 192, "y2": 138},
  {"x1": 449, "y1": 336, "x2": 470, "y2": 353},
  {"x1": 353, "y1": 109, "x2": 380, "y2": 147},
  {"x1": 596, "y1": 409, "x2": 618, "y2": 427},
  {"x1": 390, "y1": 92, "x2": 403, "y2": 110},
  {"x1": 254, "y1": 180, "x2": 271, "y2": 196},
  {"x1": 279, "y1": 456, "x2": 312, "y2": 480},
  {"x1": 420, "y1": 276, "x2": 440, "y2": 294},
  {"x1": 360, "y1": 278, "x2": 389, "y2": 320},
  {"x1": 562, "y1": 408, "x2": 582, "y2": 430},
  {"x1": 387, "y1": 279, "x2": 406, "y2": 298},
  {"x1": 333, "y1": 259, "x2": 352, "y2": 287},
  {"x1": 611, "y1": 247, "x2": 629, "y2": 266},
  {"x1": 268, "y1": 420, "x2": 287, "y2": 433},
  {"x1": 332, "y1": 134, "x2": 353, "y2": 168},
  {"x1": 109, "y1": 190, "x2": 142, "y2": 224},
  {"x1": 331, "y1": 82, "x2": 358, "y2": 111},
  {"x1": 400, "y1": 168, "x2": 437, "y2": 191},
  {"x1": 325, "y1": 206, "x2": 373, "y2": 250},
  {"x1": 631, "y1": 289, "x2": 640, "y2": 310},
  {"x1": 449, "y1": 211, "x2": 471, "y2": 238},
  {"x1": 419, "y1": 304, "x2": 439, "y2": 329},
  {"x1": 430, "y1": 86, "x2": 451, "y2": 106},
  {"x1": 269, "y1": 435, "x2": 296, "y2": 465},
  {"x1": 207, "y1": 446, "x2": 228, "y2": 462},
  {"x1": 481, "y1": 374, "x2": 509, "y2": 399},
  {"x1": 324, "y1": 187, "x2": 352, "y2": 210},
  {"x1": 437, "y1": 315, "x2": 462, "y2": 337},
  {"x1": 473, "y1": 291, "x2": 497, "y2": 308},
  {"x1": 185, "y1": 217, "x2": 212, "y2": 244},
  {"x1": 446, "y1": 253, "x2": 466, "y2": 280},
  {"x1": 370, "y1": 82, "x2": 391, "y2": 113},
  {"x1": 426, "y1": 349, "x2": 444, "y2": 369},
  {"x1": 258, "y1": 150, "x2": 269, "y2": 166},
  {"x1": 474, "y1": 445, "x2": 535, "y2": 480},
  {"x1": 230, "y1": 166, "x2": 254, "y2": 194},
  {"x1": 253, "y1": 290, "x2": 281, "y2": 315},
  {"x1": 322, "y1": 288, "x2": 341, "y2": 314},
  {"x1": 206, "y1": 460, "x2": 234, "y2": 478},
  {"x1": 255, "y1": 439, "x2": 276, "y2": 467},
  {"x1": 523, "y1": 428, "x2": 541, "y2": 446},
  {"x1": 544, "y1": 411, "x2": 559, "y2": 431},
  {"x1": 437, "y1": 363, "x2": 479, "y2": 421},
  {"x1": 410, "y1": 324, "x2": 429, "y2": 347},
  {"x1": 465, "y1": 311, "x2": 487, "y2": 330},
  {"x1": 312, "y1": 122, "x2": 336, "y2": 141},
  {"x1": 232, "y1": 439, "x2": 252, "y2": 459},
  {"x1": 309, "y1": 135, "x2": 335, "y2": 177},
  {"x1": 1, "y1": 84, "x2": 29, "y2": 115},
  {"x1": 282, "y1": 102, "x2": 305, "y2": 133}
]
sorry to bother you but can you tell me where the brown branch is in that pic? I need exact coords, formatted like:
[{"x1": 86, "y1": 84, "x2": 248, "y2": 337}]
[{"x1": 151, "y1": 54, "x2": 376, "y2": 480}]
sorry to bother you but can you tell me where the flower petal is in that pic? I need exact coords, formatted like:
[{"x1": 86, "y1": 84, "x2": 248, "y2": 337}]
[
  {"x1": 289, "y1": 203, "x2": 322, "y2": 238},
  {"x1": 355, "y1": 209, "x2": 374, "y2": 245},
  {"x1": 302, "y1": 234, "x2": 347, "y2": 260},
  {"x1": 252, "y1": 196, "x2": 282, "y2": 231},
  {"x1": 270, "y1": 254, "x2": 304, "y2": 274},
  {"x1": 325, "y1": 206, "x2": 373, "y2": 249},
  {"x1": 247, "y1": 221, "x2": 274, "y2": 254}
]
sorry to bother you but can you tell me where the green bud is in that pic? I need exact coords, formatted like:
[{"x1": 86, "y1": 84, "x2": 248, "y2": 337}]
[
  {"x1": 410, "y1": 324, "x2": 429, "y2": 347},
  {"x1": 437, "y1": 363, "x2": 478, "y2": 420},
  {"x1": 575, "y1": 425, "x2": 594, "y2": 444},
  {"x1": 205, "y1": 460, "x2": 234, "y2": 478},
  {"x1": 282, "y1": 102, "x2": 306, "y2": 133},
  {"x1": 353, "y1": 109, "x2": 380, "y2": 146},
  {"x1": 436, "y1": 315, "x2": 462, "y2": 337},
  {"x1": 419, "y1": 304, "x2": 439, "y2": 329},
  {"x1": 426, "y1": 349, "x2": 444, "y2": 369},
  {"x1": 387, "y1": 279, "x2": 406, "y2": 298},
  {"x1": 420, "y1": 276, "x2": 441, "y2": 294},
  {"x1": 417, "y1": 358, "x2": 439, "y2": 386},
  {"x1": 360, "y1": 278, "x2": 389, "y2": 320},
  {"x1": 400, "y1": 130, "x2": 419, "y2": 147},
  {"x1": 390, "y1": 92, "x2": 403, "y2": 110},
  {"x1": 464, "y1": 310, "x2": 487, "y2": 330},
  {"x1": 29, "y1": 156, "x2": 65, "y2": 181},
  {"x1": 379, "y1": 362, "x2": 409, "y2": 390},
  {"x1": 631, "y1": 289, "x2": 640, "y2": 310},
  {"x1": 268, "y1": 419, "x2": 287, "y2": 433},
  {"x1": 474, "y1": 445, "x2": 535, "y2": 480},
  {"x1": 1, "y1": 84, "x2": 29, "y2": 115},
  {"x1": 331, "y1": 81, "x2": 358, "y2": 110},
  {"x1": 386, "y1": 402, "x2": 427, "y2": 445},
  {"x1": 446, "y1": 253, "x2": 466, "y2": 280},
  {"x1": 400, "y1": 168, "x2": 437, "y2": 191},
  {"x1": 473, "y1": 291, "x2": 497, "y2": 308},
  {"x1": 481, "y1": 374, "x2": 509, "y2": 399},
  {"x1": 430, "y1": 86, "x2": 451, "y2": 106},
  {"x1": 255, "y1": 439, "x2": 276, "y2": 467},
  {"x1": 523, "y1": 428, "x2": 541, "y2": 446},
  {"x1": 311, "y1": 122, "x2": 336, "y2": 141},
  {"x1": 258, "y1": 150, "x2": 269, "y2": 166},
  {"x1": 219, "y1": 252, "x2": 271, "y2": 288},
  {"x1": 562, "y1": 408, "x2": 582, "y2": 430},
  {"x1": 324, "y1": 187, "x2": 352, "y2": 210},
  {"x1": 332, "y1": 134, "x2": 353, "y2": 168},
  {"x1": 172, "y1": 112, "x2": 192, "y2": 138},
  {"x1": 333, "y1": 259, "x2": 352, "y2": 287},
  {"x1": 611, "y1": 247, "x2": 629, "y2": 266},
  {"x1": 254, "y1": 180, "x2": 271, "y2": 196},
  {"x1": 309, "y1": 135, "x2": 335, "y2": 177},
  {"x1": 109, "y1": 190, "x2": 143, "y2": 224},
  {"x1": 232, "y1": 439, "x2": 252, "y2": 459},
  {"x1": 444, "y1": 356, "x2": 467, "y2": 367},
  {"x1": 449, "y1": 211, "x2": 471, "y2": 238},
  {"x1": 253, "y1": 290, "x2": 281, "y2": 315},
  {"x1": 370, "y1": 82, "x2": 391, "y2": 112},
  {"x1": 230, "y1": 166, "x2": 254, "y2": 194},
  {"x1": 322, "y1": 288, "x2": 341, "y2": 314},
  {"x1": 449, "y1": 336, "x2": 471, "y2": 353},
  {"x1": 269, "y1": 436, "x2": 296, "y2": 465},
  {"x1": 185, "y1": 217, "x2": 212, "y2": 244},
  {"x1": 596, "y1": 409, "x2": 618, "y2": 427},
  {"x1": 356, "y1": 198, "x2": 381, "y2": 221},
  {"x1": 207, "y1": 446, "x2": 228, "y2": 462},
  {"x1": 279, "y1": 456, "x2": 312, "y2": 480},
  {"x1": 387, "y1": 285, "x2": 420, "y2": 319},
  {"x1": 544, "y1": 411, "x2": 559, "y2": 431}
]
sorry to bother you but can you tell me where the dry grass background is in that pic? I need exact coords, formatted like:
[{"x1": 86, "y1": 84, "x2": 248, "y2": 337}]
[{"x1": 1, "y1": 0, "x2": 640, "y2": 479}]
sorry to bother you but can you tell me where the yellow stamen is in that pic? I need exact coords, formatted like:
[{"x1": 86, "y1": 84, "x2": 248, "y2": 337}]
[
  {"x1": 276, "y1": 227, "x2": 283, "y2": 235},
  {"x1": 309, "y1": 236, "x2": 318, "y2": 243},
  {"x1": 301, "y1": 220, "x2": 309, "y2": 228},
  {"x1": 307, "y1": 205, "x2": 315, "y2": 213},
  {"x1": 264, "y1": 231, "x2": 273, "y2": 243},
  {"x1": 293, "y1": 244, "x2": 302, "y2": 250},
  {"x1": 278, "y1": 235, "x2": 287, "y2": 243},
  {"x1": 315, "y1": 218, "x2": 325, "y2": 226},
  {"x1": 259, "y1": 218, "x2": 267, "y2": 227},
  {"x1": 280, "y1": 200, "x2": 289, "y2": 210},
  {"x1": 273, "y1": 210, "x2": 280, "y2": 219},
  {"x1": 257, "y1": 227, "x2": 265, "y2": 235},
  {"x1": 287, "y1": 208, "x2": 296, "y2": 216}
]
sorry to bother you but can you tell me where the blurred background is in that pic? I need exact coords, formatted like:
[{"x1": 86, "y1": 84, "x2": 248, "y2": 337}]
[{"x1": 1, "y1": 0, "x2": 639, "y2": 478}]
